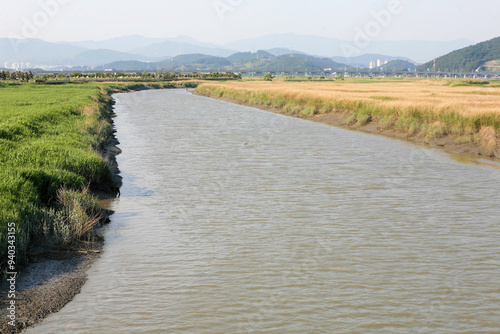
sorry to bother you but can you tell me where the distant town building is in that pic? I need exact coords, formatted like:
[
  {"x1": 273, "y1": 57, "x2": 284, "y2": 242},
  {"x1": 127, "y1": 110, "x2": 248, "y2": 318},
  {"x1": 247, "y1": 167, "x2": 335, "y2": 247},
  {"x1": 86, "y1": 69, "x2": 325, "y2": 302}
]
[
  {"x1": 369, "y1": 59, "x2": 390, "y2": 69},
  {"x1": 4, "y1": 62, "x2": 32, "y2": 70}
]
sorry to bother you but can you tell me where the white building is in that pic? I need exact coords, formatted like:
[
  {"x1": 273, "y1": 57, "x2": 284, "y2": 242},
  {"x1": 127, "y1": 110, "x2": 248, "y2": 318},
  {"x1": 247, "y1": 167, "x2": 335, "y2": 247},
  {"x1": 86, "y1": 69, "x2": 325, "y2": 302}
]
[{"x1": 370, "y1": 59, "x2": 390, "y2": 69}]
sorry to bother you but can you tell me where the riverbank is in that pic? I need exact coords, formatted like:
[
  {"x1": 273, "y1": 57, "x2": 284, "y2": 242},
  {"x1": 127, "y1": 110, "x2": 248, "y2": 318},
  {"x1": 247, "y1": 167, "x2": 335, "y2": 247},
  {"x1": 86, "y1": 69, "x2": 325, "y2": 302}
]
[
  {"x1": 0, "y1": 82, "x2": 196, "y2": 333},
  {"x1": 0, "y1": 83, "x2": 118, "y2": 333},
  {"x1": 195, "y1": 79, "x2": 500, "y2": 159}
]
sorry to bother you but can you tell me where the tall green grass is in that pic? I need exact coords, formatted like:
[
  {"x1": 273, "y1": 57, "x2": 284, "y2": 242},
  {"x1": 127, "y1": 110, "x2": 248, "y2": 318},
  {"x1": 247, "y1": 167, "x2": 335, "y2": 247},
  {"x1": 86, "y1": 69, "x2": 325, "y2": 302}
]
[{"x1": 0, "y1": 83, "x2": 120, "y2": 273}]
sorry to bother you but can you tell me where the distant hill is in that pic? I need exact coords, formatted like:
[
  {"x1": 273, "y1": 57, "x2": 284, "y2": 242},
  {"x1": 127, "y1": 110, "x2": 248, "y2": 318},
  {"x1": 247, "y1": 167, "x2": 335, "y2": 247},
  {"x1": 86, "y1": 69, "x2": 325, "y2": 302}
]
[
  {"x1": 104, "y1": 52, "x2": 349, "y2": 72},
  {"x1": 64, "y1": 35, "x2": 222, "y2": 53},
  {"x1": 223, "y1": 33, "x2": 474, "y2": 62},
  {"x1": 61, "y1": 35, "x2": 168, "y2": 53},
  {"x1": 174, "y1": 56, "x2": 231, "y2": 72},
  {"x1": 236, "y1": 54, "x2": 348, "y2": 72},
  {"x1": 418, "y1": 36, "x2": 500, "y2": 72},
  {"x1": 107, "y1": 54, "x2": 232, "y2": 72},
  {"x1": 376, "y1": 60, "x2": 416, "y2": 71},
  {"x1": 0, "y1": 38, "x2": 159, "y2": 67},
  {"x1": 167, "y1": 54, "x2": 209, "y2": 66},
  {"x1": 227, "y1": 50, "x2": 274, "y2": 62},
  {"x1": 68, "y1": 49, "x2": 154, "y2": 66},
  {"x1": 159, "y1": 36, "x2": 222, "y2": 50},
  {"x1": 155, "y1": 54, "x2": 230, "y2": 71},
  {"x1": 196, "y1": 56, "x2": 231, "y2": 66},
  {"x1": 224, "y1": 34, "x2": 332, "y2": 54},
  {"x1": 265, "y1": 48, "x2": 309, "y2": 57},
  {"x1": 0, "y1": 38, "x2": 85, "y2": 65}
]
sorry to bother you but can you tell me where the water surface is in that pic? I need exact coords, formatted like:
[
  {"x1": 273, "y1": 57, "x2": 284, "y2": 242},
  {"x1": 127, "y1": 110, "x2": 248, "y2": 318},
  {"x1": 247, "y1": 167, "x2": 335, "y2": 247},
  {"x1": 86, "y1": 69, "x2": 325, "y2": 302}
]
[{"x1": 28, "y1": 89, "x2": 500, "y2": 333}]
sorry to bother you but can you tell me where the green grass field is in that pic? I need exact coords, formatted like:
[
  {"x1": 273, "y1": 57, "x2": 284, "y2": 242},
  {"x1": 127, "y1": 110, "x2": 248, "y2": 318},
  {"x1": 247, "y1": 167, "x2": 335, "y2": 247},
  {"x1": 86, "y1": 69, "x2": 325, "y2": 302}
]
[{"x1": 0, "y1": 82, "x2": 124, "y2": 273}]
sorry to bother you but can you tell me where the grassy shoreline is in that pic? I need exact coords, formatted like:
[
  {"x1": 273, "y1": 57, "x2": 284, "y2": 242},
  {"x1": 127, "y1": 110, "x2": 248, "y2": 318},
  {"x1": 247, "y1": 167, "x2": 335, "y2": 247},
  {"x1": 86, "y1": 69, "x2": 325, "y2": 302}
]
[
  {"x1": 1, "y1": 82, "x2": 110, "y2": 275},
  {"x1": 1, "y1": 81, "x2": 201, "y2": 333},
  {"x1": 195, "y1": 79, "x2": 500, "y2": 158},
  {"x1": 0, "y1": 81, "x2": 197, "y2": 276}
]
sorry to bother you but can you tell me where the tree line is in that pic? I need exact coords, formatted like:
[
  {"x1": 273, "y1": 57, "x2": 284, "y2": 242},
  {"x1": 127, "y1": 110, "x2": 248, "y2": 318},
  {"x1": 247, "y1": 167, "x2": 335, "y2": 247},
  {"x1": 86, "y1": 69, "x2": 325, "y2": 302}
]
[
  {"x1": 0, "y1": 71, "x2": 34, "y2": 81},
  {"x1": 0, "y1": 70, "x2": 241, "y2": 82}
]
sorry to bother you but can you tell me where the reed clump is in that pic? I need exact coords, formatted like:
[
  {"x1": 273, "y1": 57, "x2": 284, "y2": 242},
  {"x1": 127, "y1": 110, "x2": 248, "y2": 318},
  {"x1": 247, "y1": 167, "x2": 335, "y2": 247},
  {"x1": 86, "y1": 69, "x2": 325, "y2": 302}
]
[
  {"x1": 52, "y1": 187, "x2": 103, "y2": 245},
  {"x1": 479, "y1": 126, "x2": 499, "y2": 157}
]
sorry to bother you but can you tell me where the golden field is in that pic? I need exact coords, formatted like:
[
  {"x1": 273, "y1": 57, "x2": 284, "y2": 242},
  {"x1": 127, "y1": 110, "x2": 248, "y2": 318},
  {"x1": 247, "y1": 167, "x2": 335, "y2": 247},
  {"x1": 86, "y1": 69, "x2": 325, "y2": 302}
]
[
  {"x1": 195, "y1": 78, "x2": 500, "y2": 157},
  {"x1": 199, "y1": 79, "x2": 500, "y2": 117}
]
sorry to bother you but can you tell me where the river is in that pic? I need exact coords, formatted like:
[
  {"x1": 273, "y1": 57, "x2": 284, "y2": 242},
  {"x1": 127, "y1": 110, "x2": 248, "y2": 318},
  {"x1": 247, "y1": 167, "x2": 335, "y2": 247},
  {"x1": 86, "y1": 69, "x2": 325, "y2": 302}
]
[{"x1": 28, "y1": 89, "x2": 500, "y2": 333}]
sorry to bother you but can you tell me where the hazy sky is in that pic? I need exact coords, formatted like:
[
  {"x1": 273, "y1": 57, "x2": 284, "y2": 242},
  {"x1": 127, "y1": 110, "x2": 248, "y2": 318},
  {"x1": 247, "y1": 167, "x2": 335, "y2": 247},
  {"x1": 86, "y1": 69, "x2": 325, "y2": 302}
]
[{"x1": 1, "y1": 0, "x2": 499, "y2": 44}]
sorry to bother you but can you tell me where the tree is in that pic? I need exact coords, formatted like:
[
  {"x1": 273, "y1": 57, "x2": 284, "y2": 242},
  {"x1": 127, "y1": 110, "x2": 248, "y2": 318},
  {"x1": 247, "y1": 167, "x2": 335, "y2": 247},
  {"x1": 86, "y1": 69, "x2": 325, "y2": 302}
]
[{"x1": 263, "y1": 73, "x2": 273, "y2": 81}]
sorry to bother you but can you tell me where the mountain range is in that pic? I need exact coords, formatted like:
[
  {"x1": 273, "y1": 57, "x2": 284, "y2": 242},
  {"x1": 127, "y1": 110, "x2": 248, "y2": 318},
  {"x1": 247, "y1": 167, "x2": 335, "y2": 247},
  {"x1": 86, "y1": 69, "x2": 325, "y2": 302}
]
[
  {"x1": 222, "y1": 34, "x2": 473, "y2": 63},
  {"x1": 103, "y1": 52, "x2": 348, "y2": 73},
  {"x1": 418, "y1": 36, "x2": 500, "y2": 72},
  {"x1": 0, "y1": 33, "x2": 475, "y2": 70}
]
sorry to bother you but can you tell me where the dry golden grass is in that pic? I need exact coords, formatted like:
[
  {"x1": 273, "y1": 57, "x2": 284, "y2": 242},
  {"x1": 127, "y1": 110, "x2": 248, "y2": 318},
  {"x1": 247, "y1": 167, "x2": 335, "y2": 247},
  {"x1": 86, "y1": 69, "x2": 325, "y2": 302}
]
[
  {"x1": 479, "y1": 126, "x2": 499, "y2": 157},
  {"x1": 200, "y1": 79, "x2": 500, "y2": 118}
]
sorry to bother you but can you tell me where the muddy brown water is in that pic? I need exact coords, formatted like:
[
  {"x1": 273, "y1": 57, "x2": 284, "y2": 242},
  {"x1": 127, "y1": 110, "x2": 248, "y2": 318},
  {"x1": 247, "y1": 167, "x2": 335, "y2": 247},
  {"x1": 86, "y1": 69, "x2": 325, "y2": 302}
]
[{"x1": 28, "y1": 89, "x2": 500, "y2": 333}]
